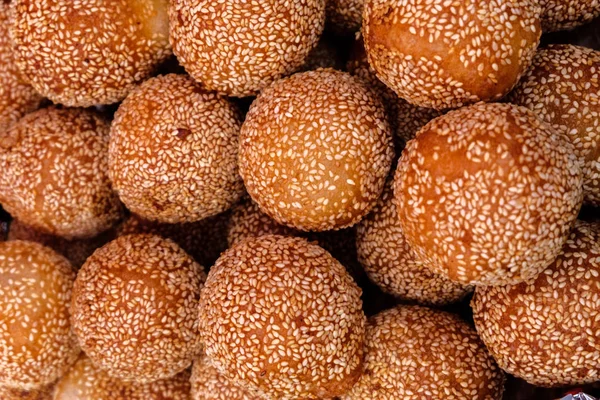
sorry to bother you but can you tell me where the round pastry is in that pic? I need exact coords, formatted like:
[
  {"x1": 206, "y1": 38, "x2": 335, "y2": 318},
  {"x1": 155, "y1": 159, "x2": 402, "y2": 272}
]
[
  {"x1": 8, "y1": 219, "x2": 113, "y2": 268},
  {"x1": 356, "y1": 181, "x2": 472, "y2": 305},
  {"x1": 0, "y1": 107, "x2": 123, "y2": 239},
  {"x1": 472, "y1": 220, "x2": 600, "y2": 387},
  {"x1": 507, "y1": 44, "x2": 600, "y2": 206},
  {"x1": 0, "y1": 3, "x2": 42, "y2": 133},
  {"x1": 0, "y1": 385, "x2": 53, "y2": 400},
  {"x1": 394, "y1": 103, "x2": 583, "y2": 286},
  {"x1": 0, "y1": 241, "x2": 79, "y2": 390},
  {"x1": 239, "y1": 68, "x2": 394, "y2": 231},
  {"x1": 326, "y1": 0, "x2": 363, "y2": 35},
  {"x1": 342, "y1": 305, "x2": 505, "y2": 399},
  {"x1": 363, "y1": 0, "x2": 541, "y2": 109},
  {"x1": 539, "y1": 0, "x2": 600, "y2": 32},
  {"x1": 199, "y1": 235, "x2": 365, "y2": 399},
  {"x1": 71, "y1": 234, "x2": 205, "y2": 383},
  {"x1": 118, "y1": 212, "x2": 230, "y2": 268},
  {"x1": 53, "y1": 355, "x2": 191, "y2": 400},
  {"x1": 10, "y1": 0, "x2": 171, "y2": 106},
  {"x1": 191, "y1": 356, "x2": 263, "y2": 400},
  {"x1": 169, "y1": 0, "x2": 325, "y2": 97},
  {"x1": 109, "y1": 74, "x2": 244, "y2": 224}
]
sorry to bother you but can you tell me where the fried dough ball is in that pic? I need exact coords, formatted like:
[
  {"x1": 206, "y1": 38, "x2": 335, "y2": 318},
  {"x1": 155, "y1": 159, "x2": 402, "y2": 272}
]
[
  {"x1": 190, "y1": 356, "x2": 263, "y2": 400},
  {"x1": 0, "y1": 385, "x2": 53, "y2": 400},
  {"x1": 539, "y1": 0, "x2": 600, "y2": 32},
  {"x1": 326, "y1": 0, "x2": 363, "y2": 35}
]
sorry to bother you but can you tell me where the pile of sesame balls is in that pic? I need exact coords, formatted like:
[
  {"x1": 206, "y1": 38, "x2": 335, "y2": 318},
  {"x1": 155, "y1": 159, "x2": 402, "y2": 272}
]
[{"x1": 0, "y1": 0, "x2": 599, "y2": 399}]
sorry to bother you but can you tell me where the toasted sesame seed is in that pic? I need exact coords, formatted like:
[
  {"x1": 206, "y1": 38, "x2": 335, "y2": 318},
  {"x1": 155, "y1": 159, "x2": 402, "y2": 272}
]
[
  {"x1": 326, "y1": 0, "x2": 363, "y2": 35},
  {"x1": 0, "y1": 384, "x2": 53, "y2": 400},
  {"x1": 538, "y1": 0, "x2": 600, "y2": 32},
  {"x1": 191, "y1": 355, "x2": 264, "y2": 400}
]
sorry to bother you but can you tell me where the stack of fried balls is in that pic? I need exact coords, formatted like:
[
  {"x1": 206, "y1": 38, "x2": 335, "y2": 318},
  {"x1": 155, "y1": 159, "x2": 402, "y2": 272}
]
[{"x1": 1, "y1": 0, "x2": 599, "y2": 399}]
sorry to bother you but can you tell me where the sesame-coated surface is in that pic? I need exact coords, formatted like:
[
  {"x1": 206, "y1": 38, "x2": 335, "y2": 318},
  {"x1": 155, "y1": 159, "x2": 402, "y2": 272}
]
[
  {"x1": 0, "y1": 107, "x2": 123, "y2": 240},
  {"x1": 71, "y1": 234, "x2": 205, "y2": 383},
  {"x1": 199, "y1": 235, "x2": 366, "y2": 399},
  {"x1": 240, "y1": 69, "x2": 394, "y2": 231},
  {"x1": 10, "y1": 0, "x2": 171, "y2": 107},
  {"x1": 363, "y1": 0, "x2": 541, "y2": 109},
  {"x1": 507, "y1": 44, "x2": 600, "y2": 206},
  {"x1": 109, "y1": 74, "x2": 244, "y2": 224},
  {"x1": 0, "y1": 3, "x2": 42, "y2": 134},
  {"x1": 472, "y1": 220, "x2": 600, "y2": 387},
  {"x1": 0, "y1": 241, "x2": 79, "y2": 390},
  {"x1": 326, "y1": 0, "x2": 363, "y2": 35},
  {"x1": 346, "y1": 38, "x2": 443, "y2": 146},
  {"x1": 394, "y1": 103, "x2": 583, "y2": 286},
  {"x1": 342, "y1": 305, "x2": 505, "y2": 399},
  {"x1": 356, "y1": 180, "x2": 472, "y2": 305},
  {"x1": 53, "y1": 355, "x2": 191, "y2": 400},
  {"x1": 539, "y1": 0, "x2": 600, "y2": 32},
  {"x1": 169, "y1": 0, "x2": 325, "y2": 97},
  {"x1": 300, "y1": 36, "x2": 345, "y2": 72},
  {"x1": 8, "y1": 219, "x2": 113, "y2": 268},
  {"x1": 118, "y1": 212, "x2": 230, "y2": 268},
  {"x1": 190, "y1": 356, "x2": 264, "y2": 400},
  {"x1": 0, "y1": 384, "x2": 53, "y2": 400}
]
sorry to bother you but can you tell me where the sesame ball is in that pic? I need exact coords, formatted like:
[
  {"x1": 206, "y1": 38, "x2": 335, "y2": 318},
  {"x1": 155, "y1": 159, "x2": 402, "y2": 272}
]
[
  {"x1": 0, "y1": 3, "x2": 42, "y2": 134},
  {"x1": 472, "y1": 220, "x2": 600, "y2": 387},
  {"x1": 191, "y1": 356, "x2": 263, "y2": 400},
  {"x1": 0, "y1": 107, "x2": 123, "y2": 239},
  {"x1": 0, "y1": 385, "x2": 53, "y2": 400},
  {"x1": 326, "y1": 0, "x2": 363, "y2": 35},
  {"x1": 0, "y1": 241, "x2": 79, "y2": 390},
  {"x1": 539, "y1": 0, "x2": 600, "y2": 32},
  {"x1": 356, "y1": 180, "x2": 472, "y2": 305},
  {"x1": 199, "y1": 235, "x2": 366, "y2": 399},
  {"x1": 239, "y1": 69, "x2": 394, "y2": 232},
  {"x1": 342, "y1": 305, "x2": 505, "y2": 399},
  {"x1": 53, "y1": 355, "x2": 191, "y2": 400},
  {"x1": 300, "y1": 36, "x2": 345, "y2": 72},
  {"x1": 169, "y1": 0, "x2": 326, "y2": 97},
  {"x1": 363, "y1": 0, "x2": 541, "y2": 109},
  {"x1": 8, "y1": 219, "x2": 113, "y2": 268},
  {"x1": 9, "y1": 0, "x2": 171, "y2": 107},
  {"x1": 394, "y1": 103, "x2": 583, "y2": 286},
  {"x1": 109, "y1": 74, "x2": 244, "y2": 224},
  {"x1": 118, "y1": 212, "x2": 230, "y2": 268},
  {"x1": 71, "y1": 234, "x2": 205, "y2": 383},
  {"x1": 346, "y1": 38, "x2": 443, "y2": 146},
  {"x1": 507, "y1": 44, "x2": 600, "y2": 206}
]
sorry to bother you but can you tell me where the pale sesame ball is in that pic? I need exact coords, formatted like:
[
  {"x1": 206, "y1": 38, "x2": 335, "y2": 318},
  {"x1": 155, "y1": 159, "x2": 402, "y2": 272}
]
[
  {"x1": 342, "y1": 305, "x2": 505, "y2": 399},
  {"x1": 71, "y1": 234, "x2": 205, "y2": 383},
  {"x1": 0, "y1": 241, "x2": 79, "y2": 390},
  {"x1": 118, "y1": 212, "x2": 230, "y2": 268},
  {"x1": 169, "y1": 0, "x2": 326, "y2": 97},
  {"x1": 109, "y1": 74, "x2": 244, "y2": 224},
  {"x1": 363, "y1": 0, "x2": 541, "y2": 109},
  {"x1": 326, "y1": 0, "x2": 363, "y2": 35},
  {"x1": 0, "y1": 3, "x2": 42, "y2": 134},
  {"x1": 199, "y1": 235, "x2": 366, "y2": 399},
  {"x1": 507, "y1": 44, "x2": 600, "y2": 206},
  {"x1": 539, "y1": 0, "x2": 600, "y2": 32},
  {"x1": 0, "y1": 385, "x2": 53, "y2": 400},
  {"x1": 240, "y1": 69, "x2": 394, "y2": 232},
  {"x1": 472, "y1": 220, "x2": 600, "y2": 387},
  {"x1": 53, "y1": 355, "x2": 191, "y2": 400},
  {"x1": 0, "y1": 107, "x2": 123, "y2": 239},
  {"x1": 191, "y1": 356, "x2": 264, "y2": 400},
  {"x1": 394, "y1": 103, "x2": 583, "y2": 286},
  {"x1": 9, "y1": 0, "x2": 171, "y2": 107},
  {"x1": 356, "y1": 181, "x2": 472, "y2": 305},
  {"x1": 8, "y1": 219, "x2": 113, "y2": 268}
]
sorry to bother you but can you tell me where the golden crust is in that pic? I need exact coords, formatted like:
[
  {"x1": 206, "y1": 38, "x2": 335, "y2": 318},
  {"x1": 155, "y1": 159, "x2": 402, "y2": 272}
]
[
  {"x1": 394, "y1": 103, "x2": 583, "y2": 286},
  {"x1": 0, "y1": 107, "x2": 123, "y2": 239},
  {"x1": 539, "y1": 0, "x2": 600, "y2": 32},
  {"x1": 10, "y1": 0, "x2": 171, "y2": 107},
  {"x1": 109, "y1": 74, "x2": 244, "y2": 224},
  {"x1": 169, "y1": 0, "x2": 325, "y2": 97},
  {"x1": 363, "y1": 0, "x2": 541, "y2": 109},
  {"x1": 239, "y1": 69, "x2": 394, "y2": 231},
  {"x1": 191, "y1": 356, "x2": 263, "y2": 400},
  {"x1": 472, "y1": 221, "x2": 600, "y2": 387},
  {"x1": 0, "y1": 241, "x2": 79, "y2": 390},
  {"x1": 507, "y1": 44, "x2": 600, "y2": 206},
  {"x1": 71, "y1": 234, "x2": 205, "y2": 383},
  {"x1": 342, "y1": 305, "x2": 505, "y2": 399},
  {"x1": 199, "y1": 235, "x2": 365, "y2": 399}
]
